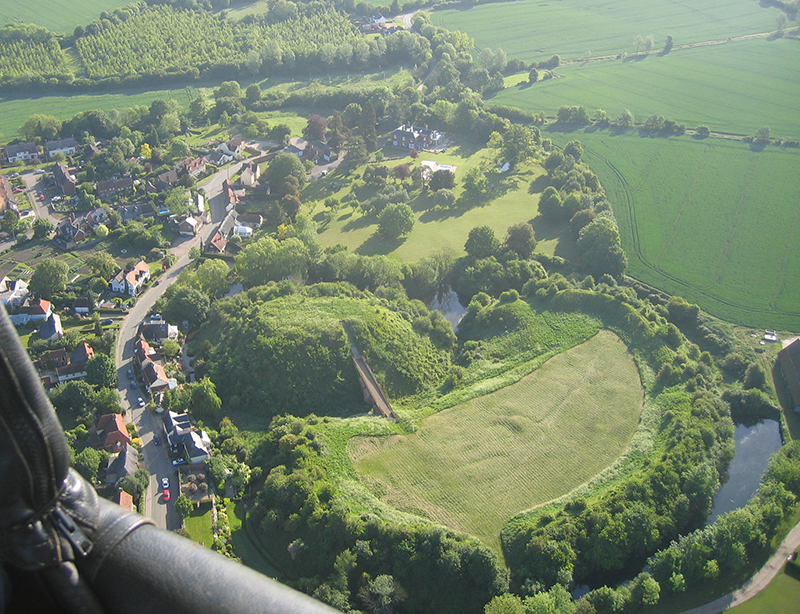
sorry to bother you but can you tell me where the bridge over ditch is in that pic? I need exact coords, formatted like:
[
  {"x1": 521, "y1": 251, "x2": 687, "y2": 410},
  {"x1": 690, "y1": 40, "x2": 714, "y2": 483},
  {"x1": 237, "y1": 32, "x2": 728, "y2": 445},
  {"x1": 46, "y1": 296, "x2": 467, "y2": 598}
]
[{"x1": 342, "y1": 322, "x2": 397, "y2": 422}]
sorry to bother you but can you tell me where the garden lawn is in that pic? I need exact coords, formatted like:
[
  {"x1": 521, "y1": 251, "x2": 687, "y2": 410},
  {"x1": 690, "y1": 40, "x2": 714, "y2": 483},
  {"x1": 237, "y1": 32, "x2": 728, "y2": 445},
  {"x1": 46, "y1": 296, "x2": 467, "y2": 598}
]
[
  {"x1": 351, "y1": 330, "x2": 643, "y2": 552},
  {"x1": 313, "y1": 148, "x2": 544, "y2": 261},
  {"x1": 493, "y1": 38, "x2": 800, "y2": 138},
  {"x1": 184, "y1": 502, "x2": 213, "y2": 548},
  {"x1": 547, "y1": 129, "x2": 800, "y2": 330},
  {"x1": 0, "y1": 0, "x2": 132, "y2": 35},
  {"x1": 433, "y1": 0, "x2": 782, "y2": 61}
]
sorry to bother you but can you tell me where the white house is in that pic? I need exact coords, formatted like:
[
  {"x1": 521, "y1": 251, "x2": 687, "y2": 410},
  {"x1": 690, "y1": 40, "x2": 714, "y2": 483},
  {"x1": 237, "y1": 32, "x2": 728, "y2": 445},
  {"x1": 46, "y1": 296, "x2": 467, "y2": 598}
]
[
  {"x1": 0, "y1": 277, "x2": 29, "y2": 307},
  {"x1": 110, "y1": 261, "x2": 151, "y2": 296},
  {"x1": 45, "y1": 138, "x2": 78, "y2": 160},
  {"x1": 5, "y1": 142, "x2": 40, "y2": 164}
]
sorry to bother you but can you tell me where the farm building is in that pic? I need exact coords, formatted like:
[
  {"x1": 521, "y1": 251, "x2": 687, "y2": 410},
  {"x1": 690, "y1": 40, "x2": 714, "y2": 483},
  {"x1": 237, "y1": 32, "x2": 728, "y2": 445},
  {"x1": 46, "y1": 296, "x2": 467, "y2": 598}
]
[{"x1": 778, "y1": 339, "x2": 800, "y2": 411}]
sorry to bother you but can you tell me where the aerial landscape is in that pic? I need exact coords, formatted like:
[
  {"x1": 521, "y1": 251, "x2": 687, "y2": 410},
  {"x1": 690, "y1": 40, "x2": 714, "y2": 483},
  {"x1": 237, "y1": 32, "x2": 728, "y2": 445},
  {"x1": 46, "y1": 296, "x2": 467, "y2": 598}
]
[{"x1": 0, "y1": 0, "x2": 799, "y2": 612}]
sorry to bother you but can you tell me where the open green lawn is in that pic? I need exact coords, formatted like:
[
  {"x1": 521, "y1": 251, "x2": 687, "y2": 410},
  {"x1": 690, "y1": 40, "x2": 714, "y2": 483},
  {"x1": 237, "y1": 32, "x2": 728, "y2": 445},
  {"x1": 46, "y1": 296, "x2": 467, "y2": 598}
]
[
  {"x1": 351, "y1": 330, "x2": 643, "y2": 551},
  {"x1": 313, "y1": 147, "x2": 545, "y2": 261},
  {"x1": 546, "y1": 129, "x2": 800, "y2": 330},
  {"x1": 433, "y1": 0, "x2": 783, "y2": 61},
  {"x1": 0, "y1": 0, "x2": 132, "y2": 35},
  {"x1": 493, "y1": 38, "x2": 800, "y2": 138},
  {"x1": 727, "y1": 569, "x2": 800, "y2": 613},
  {"x1": 184, "y1": 502, "x2": 213, "y2": 547}
]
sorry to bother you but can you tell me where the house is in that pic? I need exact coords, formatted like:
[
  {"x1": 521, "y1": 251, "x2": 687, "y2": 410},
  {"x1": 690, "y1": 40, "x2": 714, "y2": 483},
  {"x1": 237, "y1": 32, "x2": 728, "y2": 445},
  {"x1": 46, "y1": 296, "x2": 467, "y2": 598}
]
[
  {"x1": 86, "y1": 207, "x2": 109, "y2": 228},
  {"x1": 9, "y1": 298, "x2": 52, "y2": 326},
  {"x1": 52, "y1": 163, "x2": 77, "y2": 196},
  {"x1": 390, "y1": 124, "x2": 442, "y2": 150},
  {"x1": 96, "y1": 178, "x2": 134, "y2": 202},
  {"x1": 162, "y1": 411, "x2": 212, "y2": 464},
  {"x1": 155, "y1": 169, "x2": 179, "y2": 192},
  {"x1": 37, "y1": 348, "x2": 69, "y2": 370},
  {"x1": 204, "y1": 151, "x2": 228, "y2": 166},
  {"x1": 70, "y1": 341, "x2": 95, "y2": 365},
  {"x1": 5, "y1": 142, "x2": 40, "y2": 164},
  {"x1": 284, "y1": 144, "x2": 304, "y2": 158},
  {"x1": 240, "y1": 161, "x2": 261, "y2": 187},
  {"x1": 307, "y1": 140, "x2": 338, "y2": 164},
  {"x1": 45, "y1": 138, "x2": 77, "y2": 160},
  {"x1": 57, "y1": 215, "x2": 87, "y2": 245},
  {"x1": 206, "y1": 230, "x2": 227, "y2": 254},
  {"x1": 219, "y1": 135, "x2": 244, "y2": 158},
  {"x1": 92, "y1": 414, "x2": 132, "y2": 454},
  {"x1": 237, "y1": 213, "x2": 263, "y2": 230},
  {"x1": 178, "y1": 216, "x2": 200, "y2": 236},
  {"x1": 113, "y1": 489, "x2": 135, "y2": 512},
  {"x1": 73, "y1": 297, "x2": 91, "y2": 315},
  {"x1": 139, "y1": 320, "x2": 174, "y2": 342},
  {"x1": 141, "y1": 358, "x2": 171, "y2": 394},
  {"x1": 55, "y1": 362, "x2": 90, "y2": 384},
  {"x1": 0, "y1": 175, "x2": 17, "y2": 217},
  {"x1": 179, "y1": 157, "x2": 206, "y2": 178},
  {"x1": 135, "y1": 334, "x2": 159, "y2": 364},
  {"x1": 39, "y1": 313, "x2": 63, "y2": 343},
  {"x1": 233, "y1": 225, "x2": 253, "y2": 238},
  {"x1": 83, "y1": 143, "x2": 101, "y2": 161},
  {"x1": 0, "y1": 277, "x2": 29, "y2": 307},
  {"x1": 110, "y1": 261, "x2": 151, "y2": 296},
  {"x1": 778, "y1": 339, "x2": 800, "y2": 411},
  {"x1": 106, "y1": 443, "x2": 139, "y2": 484}
]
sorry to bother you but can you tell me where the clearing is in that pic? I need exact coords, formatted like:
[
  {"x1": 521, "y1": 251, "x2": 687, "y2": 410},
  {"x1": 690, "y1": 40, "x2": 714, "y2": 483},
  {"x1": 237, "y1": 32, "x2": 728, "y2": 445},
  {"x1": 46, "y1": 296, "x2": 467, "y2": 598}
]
[{"x1": 351, "y1": 330, "x2": 643, "y2": 552}]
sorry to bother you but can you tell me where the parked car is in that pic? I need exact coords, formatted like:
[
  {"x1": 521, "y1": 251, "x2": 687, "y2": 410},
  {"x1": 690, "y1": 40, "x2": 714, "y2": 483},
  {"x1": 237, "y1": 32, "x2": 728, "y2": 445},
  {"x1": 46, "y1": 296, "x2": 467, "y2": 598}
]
[
  {"x1": 101, "y1": 319, "x2": 113, "y2": 325},
  {"x1": 162, "y1": 488, "x2": 170, "y2": 502},
  {"x1": 161, "y1": 477, "x2": 169, "y2": 489},
  {"x1": 130, "y1": 381, "x2": 137, "y2": 390},
  {"x1": 126, "y1": 369, "x2": 133, "y2": 379},
  {"x1": 149, "y1": 313, "x2": 161, "y2": 320},
  {"x1": 153, "y1": 434, "x2": 161, "y2": 446},
  {"x1": 172, "y1": 458, "x2": 187, "y2": 466},
  {"x1": 137, "y1": 397, "x2": 145, "y2": 407},
  {"x1": 12, "y1": 188, "x2": 23, "y2": 194},
  {"x1": 34, "y1": 169, "x2": 45, "y2": 174}
]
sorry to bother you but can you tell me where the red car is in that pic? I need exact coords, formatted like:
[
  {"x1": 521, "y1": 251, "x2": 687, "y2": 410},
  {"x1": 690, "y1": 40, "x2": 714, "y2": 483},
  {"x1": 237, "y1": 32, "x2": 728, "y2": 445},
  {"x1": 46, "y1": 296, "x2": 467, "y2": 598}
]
[
  {"x1": 163, "y1": 488, "x2": 171, "y2": 502},
  {"x1": 12, "y1": 188, "x2": 23, "y2": 194}
]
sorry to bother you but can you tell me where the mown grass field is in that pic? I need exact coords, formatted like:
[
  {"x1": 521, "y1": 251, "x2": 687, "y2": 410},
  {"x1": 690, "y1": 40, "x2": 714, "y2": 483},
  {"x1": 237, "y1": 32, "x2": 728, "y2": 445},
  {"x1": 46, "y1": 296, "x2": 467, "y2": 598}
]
[
  {"x1": 546, "y1": 129, "x2": 800, "y2": 330},
  {"x1": 495, "y1": 38, "x2": 800, "y2": 138},
  {"x1": 0, "y1": 0, "x2": 131, "y2": 35},
  {"x1": 312, "y1": 147, "x2": 545, "y2": 261},
  {"x1": 433, "y1": 0, "x2": 782, "y2": 61},
  {"x1": 351, "y1": 330, "x2": 643, "y2": 551}
]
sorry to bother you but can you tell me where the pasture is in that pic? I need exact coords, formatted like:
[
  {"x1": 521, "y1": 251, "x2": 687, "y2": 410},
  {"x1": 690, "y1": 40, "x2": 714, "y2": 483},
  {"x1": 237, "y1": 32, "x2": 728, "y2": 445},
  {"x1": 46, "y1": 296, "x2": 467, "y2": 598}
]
[
  {"x1": 351, "y1": 330, "x2": 643, "y2": 551},
  {"x1": 313, "y1": 148, "x2": 546, "y2": 261},
  {"x1": 494, "y1": 38, "x2": 800, "y2": 138},
  {"x1": 433, "y1": 0, "x2": 783, "y2": 61},
  {"x1": 546, "y1": 129, "x2": 800, "y2": 330},
  {"x1": 0, "y1": 0, "x2": 131, "y2": 35}
]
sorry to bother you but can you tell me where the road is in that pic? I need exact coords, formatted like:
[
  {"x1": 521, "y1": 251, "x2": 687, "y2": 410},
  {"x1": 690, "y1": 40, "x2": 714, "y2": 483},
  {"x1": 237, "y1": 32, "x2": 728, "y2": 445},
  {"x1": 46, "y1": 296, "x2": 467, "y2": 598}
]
[
  {"x1": 680, "y1": 520, "x2": 800, "y2": 613},
  {"x1": 114, "y1": 160, "x2": 235, "y2": 529},
  {"x1": 20, "y1": 170, "x2": 62, "y2": 225}
]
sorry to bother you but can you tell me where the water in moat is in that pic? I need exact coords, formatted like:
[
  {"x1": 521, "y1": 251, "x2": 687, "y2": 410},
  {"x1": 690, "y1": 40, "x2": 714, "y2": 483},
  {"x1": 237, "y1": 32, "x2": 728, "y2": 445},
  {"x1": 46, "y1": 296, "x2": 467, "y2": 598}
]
[
  {"x1": 428, "y1": 287, "x2": 467, "y2": 330},
  {"x1": 707, "y1": 418, "x2": 783, "y2": 524}
]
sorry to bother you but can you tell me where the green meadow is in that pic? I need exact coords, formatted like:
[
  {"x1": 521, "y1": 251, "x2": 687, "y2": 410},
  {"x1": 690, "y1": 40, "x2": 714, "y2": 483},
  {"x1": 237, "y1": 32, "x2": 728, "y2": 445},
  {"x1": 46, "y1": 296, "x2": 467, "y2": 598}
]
[
  {"x1": 312, "y1": 148, "x2": 545, "y2": 261},
  {"x1": 0, "y1": 0, "x2": 131, "y2": 35},
  {"x1": 433, "y1": 0, "x2": 783, "y2": 61},
  {"x1": 495, "y1": 38, "x2": 800, "y2": 138},
  {"x1": 351, "y1": 330, "x2": 643, "y2": 551},
  {"x1": 547, "y1": 129, "x2": 800, "y2": 330}
]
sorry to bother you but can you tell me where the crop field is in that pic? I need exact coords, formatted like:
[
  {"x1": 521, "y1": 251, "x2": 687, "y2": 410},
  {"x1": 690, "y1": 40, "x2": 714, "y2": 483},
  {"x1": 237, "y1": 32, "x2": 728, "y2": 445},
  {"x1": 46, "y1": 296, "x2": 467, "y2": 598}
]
[
  {"x1": 546, "y1": 129, "x2": 800, "y2": 330},
  {"x1": 351, "y1": 330, "x2": 643, "y2": 551},
  {"x1": 313, "y1": 148, "x2": 547, "y2": 261},
  {"x1": 0, "y1": 0, "x2": 131, "y2": 35},
  {"x1": 433, "y1": 0, "x2": 783, "y2": 61},
  {"x1": 494, "y1": 38, "x2": 800, "y2": 138}
]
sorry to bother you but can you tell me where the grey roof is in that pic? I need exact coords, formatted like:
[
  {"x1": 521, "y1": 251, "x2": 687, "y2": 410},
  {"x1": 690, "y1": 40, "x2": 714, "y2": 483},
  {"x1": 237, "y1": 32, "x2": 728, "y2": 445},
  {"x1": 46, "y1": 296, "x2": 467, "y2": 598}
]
[{"x1": 106, "y1": 443, "x2": 138, "y2": 484}]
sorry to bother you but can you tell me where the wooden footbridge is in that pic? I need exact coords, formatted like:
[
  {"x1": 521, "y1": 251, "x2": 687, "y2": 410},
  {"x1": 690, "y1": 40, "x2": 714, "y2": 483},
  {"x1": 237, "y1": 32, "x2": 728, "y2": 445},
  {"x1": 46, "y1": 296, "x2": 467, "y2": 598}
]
[{"x1": 342, "y1": 322, "x2": 397, "y2": 422}]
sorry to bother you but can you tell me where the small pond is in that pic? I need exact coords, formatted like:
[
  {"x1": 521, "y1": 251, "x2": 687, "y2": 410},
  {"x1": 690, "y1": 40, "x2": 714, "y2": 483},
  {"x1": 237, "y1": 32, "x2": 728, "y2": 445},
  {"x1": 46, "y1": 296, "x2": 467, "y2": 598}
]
[
  {"x1": 428, "y1": 287, "x2": 467, "y2": 330},
  {"x1": 707, "y1": 418, "x2": 783, "y2": 524}
]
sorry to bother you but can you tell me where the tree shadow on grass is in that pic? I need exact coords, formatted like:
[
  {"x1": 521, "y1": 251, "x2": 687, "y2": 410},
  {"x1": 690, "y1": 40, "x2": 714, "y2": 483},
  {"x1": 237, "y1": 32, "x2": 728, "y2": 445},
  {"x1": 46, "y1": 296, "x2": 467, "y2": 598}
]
[
  {"x1": 528, "y1": 175, "x2": 550, "y2": 195},
  {"x1": 354, "y1": 231, "x2": 405, "y2": 255},
  {"x1": 342, "y1": 211, "x2": 375, "y2": 232},
  {"x1": 544, "y1": 122, "x2": 583, "y2": 135}
]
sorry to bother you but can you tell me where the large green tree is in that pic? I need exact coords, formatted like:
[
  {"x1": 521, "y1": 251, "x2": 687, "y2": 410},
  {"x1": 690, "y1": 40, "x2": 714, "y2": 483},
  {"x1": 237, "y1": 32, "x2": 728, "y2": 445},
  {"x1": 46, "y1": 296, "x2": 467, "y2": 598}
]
[
  {"x1": 377, "y1": 203, "x2": 415, "y2": 240},
  {"x1": 85, "y1": 252, "x2": 119, "y2": 280},
  {"x1": 86, "y1": 354, "x2": 116, "y2": 389},
  {"x1": 504, "y1": 222, "x2": 537, "y2": 259},
  {"x1": 265, "y1": 153, "x2": 306, "y2": 188},
  {"x1": 194, "y1": 259, "x2": 230, "y2": 298},
  {"x1": 465, "y1": 226, "x2": 501, "y2": 259},
  {"x1": 30, "y1": 259, "x2": 69, "y2": 300}
]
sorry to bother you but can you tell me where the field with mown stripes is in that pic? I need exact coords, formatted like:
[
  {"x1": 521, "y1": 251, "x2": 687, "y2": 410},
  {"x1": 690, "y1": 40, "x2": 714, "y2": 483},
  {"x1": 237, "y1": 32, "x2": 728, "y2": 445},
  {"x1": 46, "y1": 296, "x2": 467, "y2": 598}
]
[{"x1": 351, "y1": 330, "x2": 643, "y2": 551}]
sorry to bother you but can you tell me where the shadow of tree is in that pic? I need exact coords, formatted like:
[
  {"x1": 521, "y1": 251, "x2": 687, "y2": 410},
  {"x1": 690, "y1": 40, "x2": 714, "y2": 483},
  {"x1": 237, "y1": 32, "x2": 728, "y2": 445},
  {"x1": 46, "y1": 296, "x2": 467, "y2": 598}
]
[
  {"x1": 528, "y1": 175, "x2": 549, "y2": 195},
  {"x1": 342, "y1": 211, "x2": 375, "y2": 232},
  {"x1": 355, "y1": 232, "x2": 405, "y2": 255}
]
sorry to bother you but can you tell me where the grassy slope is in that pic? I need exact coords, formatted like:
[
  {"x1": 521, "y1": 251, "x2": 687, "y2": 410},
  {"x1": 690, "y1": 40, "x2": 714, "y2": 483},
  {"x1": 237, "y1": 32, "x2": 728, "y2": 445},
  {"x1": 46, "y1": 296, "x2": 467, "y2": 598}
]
[
  {"x1": 546, "y1": 129, "x2": 800, "y2": 330},
  {"x1": 351, "y1": 330, "x2": 643, "y2": 551},
  {"x1": 433, "y1": 0, "x2": 781, "y2": 61},
  {"x1": 494, "y1": 38, "x2": 800, "y2": 138},
  {"x1": 313, "y1": 147, "x2": 546, "y2": 261},
  {"x1": 0, "y1": 0, "x2": 131, "y2": 35}
]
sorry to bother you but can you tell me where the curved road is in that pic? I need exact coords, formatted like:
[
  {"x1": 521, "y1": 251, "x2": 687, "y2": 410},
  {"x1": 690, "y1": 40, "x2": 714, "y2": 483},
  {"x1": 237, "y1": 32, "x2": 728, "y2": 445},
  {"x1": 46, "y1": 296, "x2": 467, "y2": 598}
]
[
  {"x1": 681, "y1": 520, "x2": 800, "y2": 613},
  {"x1": 114, "y1": 160, "x2": 243, "y2": 529}
]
